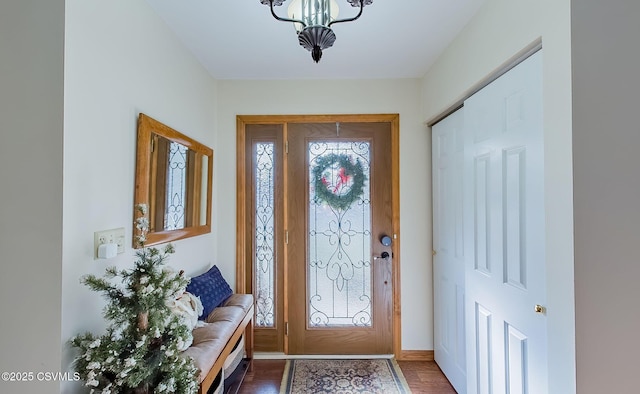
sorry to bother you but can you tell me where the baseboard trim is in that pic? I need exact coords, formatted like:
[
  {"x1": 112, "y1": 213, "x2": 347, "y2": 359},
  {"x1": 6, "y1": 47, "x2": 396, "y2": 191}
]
[
  {"x1": 254, "y1": 350, "x2": 434, "y2": 361},
  {"x1": 397, "y1": 350, "x2": 434, "y2": 361},
  {"x1": 254, "y1": 352, "x2": 394, "y2": 360}
]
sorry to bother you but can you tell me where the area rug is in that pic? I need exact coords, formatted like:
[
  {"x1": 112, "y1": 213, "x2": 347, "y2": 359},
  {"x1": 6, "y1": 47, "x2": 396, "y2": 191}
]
[{"x1": 279, "y1": 358, "x2": 411, "y2": 394}]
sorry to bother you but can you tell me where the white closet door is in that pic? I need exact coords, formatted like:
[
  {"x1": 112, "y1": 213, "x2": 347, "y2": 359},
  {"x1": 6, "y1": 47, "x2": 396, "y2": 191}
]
[
  {"x1": 464, "y1": 51, "x2": 547, "y2": 394},
  {"x1": 433, "y1": 108, "x2": 467, "y2": 393}
]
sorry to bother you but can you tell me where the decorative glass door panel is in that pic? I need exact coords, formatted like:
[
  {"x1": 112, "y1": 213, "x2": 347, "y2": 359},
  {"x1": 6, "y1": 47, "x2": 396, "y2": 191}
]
[
  {"x1": 245, "y1": 124, "x2": 285, "y2": 353},
  {"x1": 288, "y1": 121, "x2": 394, "y2": 355},
  {"x1": 255, "y1": 142, "x2": 275, "y2": 328},
  {"x1": 308, "y1": 142, "x2": 372, "y2": 327}
]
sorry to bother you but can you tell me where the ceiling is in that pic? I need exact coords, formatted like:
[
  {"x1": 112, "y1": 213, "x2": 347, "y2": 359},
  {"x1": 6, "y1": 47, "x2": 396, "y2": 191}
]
[{"x1": 145, "y1": 0, "x2": 485, "y2": 80}]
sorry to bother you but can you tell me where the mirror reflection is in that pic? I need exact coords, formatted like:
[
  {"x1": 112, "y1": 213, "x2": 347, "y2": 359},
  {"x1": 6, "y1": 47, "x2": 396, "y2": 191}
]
[
  {"x1": 135, "y1": 114, "x2": 213, "y2": 247},
  {"x1": 149, "y1": 135, "x2": 208, "y2": 231}
]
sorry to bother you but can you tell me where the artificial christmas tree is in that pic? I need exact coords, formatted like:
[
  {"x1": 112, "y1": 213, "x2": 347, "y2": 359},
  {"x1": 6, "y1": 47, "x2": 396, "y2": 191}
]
[{"x1": 71, "y1": 204, "x2": 198, "y2": 393}]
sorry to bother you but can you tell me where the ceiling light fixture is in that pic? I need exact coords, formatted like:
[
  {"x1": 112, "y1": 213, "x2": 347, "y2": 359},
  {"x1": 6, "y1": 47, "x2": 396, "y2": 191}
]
[{"x1": 259, "y1": 0, "x2": 372, "y2": 63}]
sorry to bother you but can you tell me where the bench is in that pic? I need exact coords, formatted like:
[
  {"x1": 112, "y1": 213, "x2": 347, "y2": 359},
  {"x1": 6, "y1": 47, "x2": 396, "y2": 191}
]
[{"x1": 180, "y1": 294, "x2": 254, "y2": 394}]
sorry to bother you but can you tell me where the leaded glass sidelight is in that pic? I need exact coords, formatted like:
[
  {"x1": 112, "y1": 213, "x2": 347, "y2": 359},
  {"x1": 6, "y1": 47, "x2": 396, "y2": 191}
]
[
  {"x1": 165, "y1": 141, "x2": 187, "y2": 230},
  {"x1": 255, "y1": 142, "x2": 276, "y2": 327},
  {"x1": 308, "y1": 141, "x2": 372, "y2": 327}
]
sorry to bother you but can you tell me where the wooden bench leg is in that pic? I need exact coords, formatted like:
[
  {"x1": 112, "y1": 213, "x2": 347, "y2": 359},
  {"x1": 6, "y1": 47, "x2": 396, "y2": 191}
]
[{"x1": 245, "y1": 317, "x2": 254, "y2": 372}]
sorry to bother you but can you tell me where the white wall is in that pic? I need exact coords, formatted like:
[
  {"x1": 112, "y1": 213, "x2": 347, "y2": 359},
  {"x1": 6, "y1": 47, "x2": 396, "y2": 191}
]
[
  {"x1": 572, "y1": 2, "x2": 640, "y2": 393},
  {"x1": 216, "y1": 79, "x2": 432, "y2": 351},
  {"x1": 421, "y1": 0, "x2": 575, "y2": 393},
  {"x1": 61, "y1": 1, "x2": 218, "y2": 392},
  {"x1": 0, "y1": 1, "x2": 65, "y2": 393}
]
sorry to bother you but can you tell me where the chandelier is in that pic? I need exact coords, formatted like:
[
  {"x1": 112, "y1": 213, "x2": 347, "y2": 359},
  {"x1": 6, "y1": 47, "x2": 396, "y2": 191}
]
[{"x1": 259, "y1": 0, "x2": 373, "y2": 63}]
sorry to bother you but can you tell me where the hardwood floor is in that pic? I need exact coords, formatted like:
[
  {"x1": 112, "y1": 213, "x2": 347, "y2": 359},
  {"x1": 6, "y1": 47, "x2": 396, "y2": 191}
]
[
  {"x1": 397, "y1": 360, "x2": 458, "y2": 394},
  {"x1": 237, "y1": 360, "x2": 285, "y2": 394},
  {"x1": 237, "y1": 359, "x2": 457, "y2": 394}
]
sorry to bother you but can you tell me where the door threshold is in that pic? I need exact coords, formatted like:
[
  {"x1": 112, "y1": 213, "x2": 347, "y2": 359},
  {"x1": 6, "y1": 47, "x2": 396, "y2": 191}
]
[{"x1": 254, "y1": 352, "x2": 395, "y2": 360}]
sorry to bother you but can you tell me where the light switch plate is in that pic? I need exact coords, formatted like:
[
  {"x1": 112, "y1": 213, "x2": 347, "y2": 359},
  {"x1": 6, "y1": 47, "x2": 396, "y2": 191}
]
[{"x1": 94, "y1": 227, "x2": 125, "y2": 259}]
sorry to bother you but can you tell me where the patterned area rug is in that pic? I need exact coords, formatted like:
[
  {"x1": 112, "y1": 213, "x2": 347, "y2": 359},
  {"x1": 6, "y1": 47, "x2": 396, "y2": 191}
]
[{"x1": 279, "y1": 359, "x2": 411, "y2": 394}]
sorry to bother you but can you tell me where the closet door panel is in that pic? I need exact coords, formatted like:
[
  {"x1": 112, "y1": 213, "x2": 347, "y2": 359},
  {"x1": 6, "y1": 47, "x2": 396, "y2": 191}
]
[
  {"x1": 433, "y1": 108, "x2": 467, "y2": 394},
  {"x1": 464, "y1": 50, "x2": 546, "y2": 394}
]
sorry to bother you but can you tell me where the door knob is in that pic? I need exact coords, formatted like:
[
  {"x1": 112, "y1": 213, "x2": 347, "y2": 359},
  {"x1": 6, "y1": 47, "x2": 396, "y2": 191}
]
[
  {"x1": 534, "y1": 304, "x2": 546, "y2": 314},
  {"x1": 373, "y1": 251, "x2": 390, "y2": 260}
]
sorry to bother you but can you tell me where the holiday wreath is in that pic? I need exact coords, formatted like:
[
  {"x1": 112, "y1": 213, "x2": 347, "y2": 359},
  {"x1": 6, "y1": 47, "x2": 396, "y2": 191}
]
[{"x1": 312, "y1": 153, "x2": 367, "y2": 210}]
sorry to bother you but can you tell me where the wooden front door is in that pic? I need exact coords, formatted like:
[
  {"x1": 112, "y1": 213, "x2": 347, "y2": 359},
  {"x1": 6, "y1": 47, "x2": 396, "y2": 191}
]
[
  {"x1": 286, "y1": 121, "x2": 394, "y2": 355},
  {"x1": 238, "y1": 114, "x2": 400, "y2": 356}
]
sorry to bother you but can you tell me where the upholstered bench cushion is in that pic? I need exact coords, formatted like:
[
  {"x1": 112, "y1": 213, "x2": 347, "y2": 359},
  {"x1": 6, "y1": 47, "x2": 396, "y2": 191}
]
[
  {"x1": 192, "y1": 321, "x2": 236, "y2": 343},
  {"x1": 181, "y1": 336, "x2": 226, "y2": 383},
  {"x1": 181, "y1": 294, "x2": 254, "y2": 383},
  {"x1": 218, "y1": 294, "x2": 253, "y2": 314}
]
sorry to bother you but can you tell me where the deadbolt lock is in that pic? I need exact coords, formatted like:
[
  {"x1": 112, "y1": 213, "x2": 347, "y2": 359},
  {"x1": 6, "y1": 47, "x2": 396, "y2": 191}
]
[{"x1": 534, "y1": 304, "x2": 546, "y2": 314}]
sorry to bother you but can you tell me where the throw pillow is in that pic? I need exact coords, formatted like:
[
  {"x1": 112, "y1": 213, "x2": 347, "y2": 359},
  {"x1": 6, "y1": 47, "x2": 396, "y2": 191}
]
[
  {"x1": 186, "y1": 265, "x2": 233, "y2": 320},
  {"x1": 166, "y1": 292, "x2": 203, "y2": 350}
]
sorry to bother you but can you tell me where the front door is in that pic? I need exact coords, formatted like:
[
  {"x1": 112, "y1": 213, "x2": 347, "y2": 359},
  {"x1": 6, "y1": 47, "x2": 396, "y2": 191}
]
[{"x1": 287, "y1": 121, "x2": 394, "y2": 355}]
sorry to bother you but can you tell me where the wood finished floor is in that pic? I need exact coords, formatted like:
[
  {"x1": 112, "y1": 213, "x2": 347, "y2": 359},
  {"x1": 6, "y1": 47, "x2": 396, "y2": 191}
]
[{"x1": 237, "y1": 359, "x2": 457, "y2": 394}]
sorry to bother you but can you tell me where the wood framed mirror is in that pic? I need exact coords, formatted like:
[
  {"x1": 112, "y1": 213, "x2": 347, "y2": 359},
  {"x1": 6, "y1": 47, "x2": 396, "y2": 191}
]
[{"x1": 134, "y1": 113, "x2": 213, "y2": 247}]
